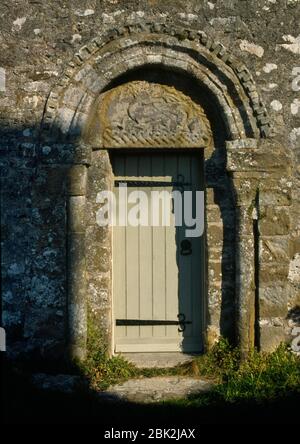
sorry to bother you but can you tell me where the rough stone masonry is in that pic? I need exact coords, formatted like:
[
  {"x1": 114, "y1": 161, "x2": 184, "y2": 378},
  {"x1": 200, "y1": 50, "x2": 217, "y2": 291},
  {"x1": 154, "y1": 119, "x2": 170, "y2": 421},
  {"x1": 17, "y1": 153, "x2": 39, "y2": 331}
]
[{"x1": 0, "y1": 0, "x2": 299, "y2": 362}]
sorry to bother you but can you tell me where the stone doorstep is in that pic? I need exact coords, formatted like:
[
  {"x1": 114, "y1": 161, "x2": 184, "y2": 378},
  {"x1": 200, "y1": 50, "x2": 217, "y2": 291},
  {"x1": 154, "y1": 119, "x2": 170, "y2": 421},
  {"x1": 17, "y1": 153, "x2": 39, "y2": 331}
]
[
  {"x1": 119, "y1": 352, "x2": 199, "y2": 368},
  {"x1": 31, "y1": 373, "x2": 215, "y2": 404},
  {"x1": 103, "y1": 376, "x2": 215, "y2": 404}
]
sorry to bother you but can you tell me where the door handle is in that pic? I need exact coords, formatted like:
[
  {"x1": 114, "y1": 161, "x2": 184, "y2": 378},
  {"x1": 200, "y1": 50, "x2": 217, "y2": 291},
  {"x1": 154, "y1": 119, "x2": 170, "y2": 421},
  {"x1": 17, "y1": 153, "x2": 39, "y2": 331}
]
[{"x1": 180, "y1": 239, "x2": 192, "y2": 255}]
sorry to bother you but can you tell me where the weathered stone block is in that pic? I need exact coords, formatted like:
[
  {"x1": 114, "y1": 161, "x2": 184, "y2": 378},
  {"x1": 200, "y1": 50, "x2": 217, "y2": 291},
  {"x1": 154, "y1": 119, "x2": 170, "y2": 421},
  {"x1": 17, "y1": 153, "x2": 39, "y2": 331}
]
[
  {"x1": 259, "y1": 324, "x2": 287, "y2": 352},
  {"x1": 72, "y1": 143, "x2": 92, "y2": 165},
  {"x1": 87, "y1": 172, "x2": 111, "y2": 200},
  {"x1": 259, "y1": 206, "x2": 290, "y2": 235},
  {"x1": 208, "y1": 261, "x2": 222, "y2": 281},
  {"x1": 208, "y1": 287, "x2": 222, "y2": 307},
  {"x1": 86, "y1": 242, "x2": 111, "y2": 273},
  {"x1": 259, "y1": 264, "x2": 289, "y2": 284},
  {"x1": 62, "y1": 86, "x2": 86, "y2": 109},
  {"x1": 288, "y1": 253, "x2": 300, "y2": 287},
  {"x1": 56, "y1": 107, "x2": 75, "y2": 135},
  {"x1": 206, "y1": 223, "x2": 224, "y2": 249},
  {"x1": 68, "y1": 196, "x2": 86, "y2": 233},
  {"x1": 87, "y1": 273, "x2": 111, "y2": 312},
  {"x1": 259, "y1": 236, "x2": 290, "y2": 263},
  {"x1": 259, "y1": 285, "x2": 288, "y2": 318},
  {"x1": 259, "y1": 179, "x2": 292, "y2": 206},
  {"x1": 207, "y1": 247, "x2": 222, "y2": 262},
  {"x1": 206, "y1": 204, "x2": 222, "y2": 223},
  {"x1": 67, "y1": 165, "x2": 87, "y2": 196},
  {"x1": 226, "y1": 139, "x2": 258, "y2": 151},
  {"x1": 227, "y1": 140, "x2": 290, "y2": 173},
  {"x1": 228, "y1": 149, "x2": 287, "y2": 173},
  {"x1": 86, "y1": 225, "x2": 110, "y2": 246}
]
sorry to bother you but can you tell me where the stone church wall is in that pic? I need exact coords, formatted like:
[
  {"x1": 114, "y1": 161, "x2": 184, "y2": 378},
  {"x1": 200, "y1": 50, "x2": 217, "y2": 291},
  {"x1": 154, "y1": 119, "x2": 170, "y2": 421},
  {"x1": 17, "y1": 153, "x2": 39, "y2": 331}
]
[{"x1": 0, "y1": 0, "x2": 299, "y2": 359}]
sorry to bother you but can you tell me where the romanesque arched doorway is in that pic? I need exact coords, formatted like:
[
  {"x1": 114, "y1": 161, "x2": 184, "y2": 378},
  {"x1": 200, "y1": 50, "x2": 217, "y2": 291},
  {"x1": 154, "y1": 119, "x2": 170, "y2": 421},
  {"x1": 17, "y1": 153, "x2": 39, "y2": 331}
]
[
  {"x1": 85, "y1": 80, "x2": 211, "y2": 353},
  {"x1": 40, "y1": 23, "x2": 288, "y2": 361}
]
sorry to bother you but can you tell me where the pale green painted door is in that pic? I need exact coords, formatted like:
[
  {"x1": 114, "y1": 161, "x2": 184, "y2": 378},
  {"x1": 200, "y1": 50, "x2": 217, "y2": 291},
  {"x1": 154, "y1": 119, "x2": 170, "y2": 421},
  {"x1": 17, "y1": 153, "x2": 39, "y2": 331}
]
[{"x1": 112, "y1": 152, "x2": 204, "y2": 353}]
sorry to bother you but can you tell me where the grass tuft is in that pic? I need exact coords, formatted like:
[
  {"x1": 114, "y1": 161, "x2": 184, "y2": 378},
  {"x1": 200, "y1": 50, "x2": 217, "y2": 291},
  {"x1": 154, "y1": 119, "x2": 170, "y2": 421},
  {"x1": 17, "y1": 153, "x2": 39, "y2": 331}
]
[{"x1": 163, "y1": 340, "x2": 300, "y2": 407}]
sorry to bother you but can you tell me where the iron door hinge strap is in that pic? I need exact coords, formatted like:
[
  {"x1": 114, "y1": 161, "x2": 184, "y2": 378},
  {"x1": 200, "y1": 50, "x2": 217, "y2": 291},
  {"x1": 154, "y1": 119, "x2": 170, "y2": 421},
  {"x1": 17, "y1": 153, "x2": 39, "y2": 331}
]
[
  {"x1": 115, "y1": 174, "x2": 191, "y2": 192},
  {"x1": 115, "y1": 180, "x2": 191, "y2": 187},
  {"x1": 116, "y1": 313, "x2": 191, "y2": 332}
]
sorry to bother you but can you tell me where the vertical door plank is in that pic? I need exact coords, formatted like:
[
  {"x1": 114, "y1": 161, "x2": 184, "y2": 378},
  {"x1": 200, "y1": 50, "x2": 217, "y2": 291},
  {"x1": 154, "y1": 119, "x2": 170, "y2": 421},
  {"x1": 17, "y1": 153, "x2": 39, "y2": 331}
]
[
  {"x1": 113, "y1": 155, "x2": 126, "y2": 339},
  {"x1": 152, "y1": 154, "x2": 166, "y2": 337},
  {"x1": 178, "y1": 154, "x2": 193, "y2": 339},
  {"x1": 138, "y1": 154, "x2": 153, "y2": 338},
  {"x1": 165, "y1": 154, "x2": 180, "y2": 338},
  {"x1": 191, "y1": 153, "x2": 203, "y2": 340},
  {"x1": 125, "y1": 155, "x2": 140, "y2": 338}
]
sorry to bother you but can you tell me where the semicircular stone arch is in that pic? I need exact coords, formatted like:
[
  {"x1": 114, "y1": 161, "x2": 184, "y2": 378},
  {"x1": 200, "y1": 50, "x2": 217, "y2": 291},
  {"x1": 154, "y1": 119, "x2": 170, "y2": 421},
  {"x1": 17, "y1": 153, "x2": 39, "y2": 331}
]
[
  {"x1": 41, "y1": 23, "x2": 270, "y2": 143},
  {"x1": 48, "y1": 23, "x2": 283, "y2": 361}
]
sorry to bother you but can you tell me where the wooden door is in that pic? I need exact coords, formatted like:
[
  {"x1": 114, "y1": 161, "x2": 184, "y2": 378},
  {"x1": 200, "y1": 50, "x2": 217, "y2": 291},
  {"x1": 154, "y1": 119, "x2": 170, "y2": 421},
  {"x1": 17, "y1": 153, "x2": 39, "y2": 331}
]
[{"x1": 112, "y1": 152, "x2": 204, "y2": 353}]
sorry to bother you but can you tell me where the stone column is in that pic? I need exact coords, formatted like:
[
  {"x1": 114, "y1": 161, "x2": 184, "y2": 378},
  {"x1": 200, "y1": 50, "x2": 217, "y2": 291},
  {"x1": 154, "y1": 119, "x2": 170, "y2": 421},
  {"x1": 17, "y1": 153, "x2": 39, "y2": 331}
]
[
  {"x1": 233, "y1": 182, "x2": 257, "y2": 357},
  {"x1": 227, "y1": 138, "x2": 291, "y2": 355},
  {"x1": 66, "y1": 144, "x2": 91, "y2": 361},
  {"x1": 227, "y1": 139, "x2": 259, "y2": 357}
]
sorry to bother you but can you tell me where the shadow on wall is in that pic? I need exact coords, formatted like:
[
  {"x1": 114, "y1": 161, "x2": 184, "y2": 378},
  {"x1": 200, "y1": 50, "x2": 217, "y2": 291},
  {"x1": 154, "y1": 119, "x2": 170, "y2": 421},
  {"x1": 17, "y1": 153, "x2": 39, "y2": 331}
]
[
  {"x1": 287, "y1": 306, "x2": 300, "y2": 325},
  {"x1": 0, "y1": 121, "x2": 75, "y2": 363}
]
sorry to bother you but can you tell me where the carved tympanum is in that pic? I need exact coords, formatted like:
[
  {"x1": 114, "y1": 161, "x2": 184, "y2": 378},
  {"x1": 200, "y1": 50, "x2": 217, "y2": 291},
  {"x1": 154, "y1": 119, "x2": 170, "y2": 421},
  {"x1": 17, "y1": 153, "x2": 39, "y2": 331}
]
[{"x1": 87, "y1": 81, "x2": 211, "y2": 148}]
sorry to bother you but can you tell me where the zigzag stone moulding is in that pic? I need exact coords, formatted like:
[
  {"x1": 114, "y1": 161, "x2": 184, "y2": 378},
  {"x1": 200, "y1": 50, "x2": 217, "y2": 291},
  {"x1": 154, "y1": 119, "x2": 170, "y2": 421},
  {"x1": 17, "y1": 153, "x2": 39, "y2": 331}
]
[
  {"x1": 42, "y1": 22, "x2": 271, "y2": 139},
  {"x1": 86, "y1": 81, "x2": 212, "y2": 148}
]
